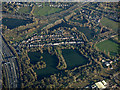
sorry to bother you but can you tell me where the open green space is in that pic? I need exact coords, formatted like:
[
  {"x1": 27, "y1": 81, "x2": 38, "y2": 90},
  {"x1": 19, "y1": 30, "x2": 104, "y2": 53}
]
[
  {"x1": 96, "y1": 39, "x2": 118, "y2": 56},
  {"x1": 100, "y1": 17, "x2": 119, "y2": 32},
  {"x1": 62, "y1": 49, "x2": 89, "y2": 69},
  {"x1": 28, "y1": 51, "x2": 59, "y2": 79},
  {"x1": 2, "y1": 18, "x2": 33, "y2": 29},
  {"x1": 33, "y1": 6, "x2": 62, "y2": 17},
  {"x1": 17, "y1": 6, "x2": 32, "y2": 14}
]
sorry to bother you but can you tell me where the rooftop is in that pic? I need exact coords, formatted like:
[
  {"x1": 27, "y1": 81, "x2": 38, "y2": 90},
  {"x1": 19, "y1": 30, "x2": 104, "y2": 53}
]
[{"x1": 95, "y1": 82, "x2": 106, "y2": 89}]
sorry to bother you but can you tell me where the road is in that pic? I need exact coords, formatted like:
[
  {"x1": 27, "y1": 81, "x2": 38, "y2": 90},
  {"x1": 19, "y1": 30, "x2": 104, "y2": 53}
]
[
  {"x1": 1, "y1": 2, "x2": 88, "y2": 88},
  {"x1": 2, "y1": 36, "x2": 18, "y2": 88},
  {"x1": 2, "y1": 2, "x2": 86, "y2": 21},
  {"x1": 0, "y1": 35, "x2": 2, "y2": 89}
]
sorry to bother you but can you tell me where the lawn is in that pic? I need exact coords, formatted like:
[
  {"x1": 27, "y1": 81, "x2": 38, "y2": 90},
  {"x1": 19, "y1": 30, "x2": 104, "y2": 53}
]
[
  {"x1": 17, "y1": 6, "x2": 32, "y2": 14},
  {"x1": 100, "y1": 17, "x2": 119, "y2": 32},
  {"x1": 96, "y1": 39, "x2": 118, "y2": 56},
  {"x1": 33, "y1": 6, "x2": 62, "y2": 17}
]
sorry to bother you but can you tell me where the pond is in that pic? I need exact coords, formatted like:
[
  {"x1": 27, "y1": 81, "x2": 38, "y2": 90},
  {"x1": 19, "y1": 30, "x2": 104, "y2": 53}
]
[
  {"x1": 28, "y1": 49, "x2": 89, "y2": 79},
  {"x1": 62, "y1": 49, "x2": 89, "y2": 69},
  {"x1": 28, "y1": 51, "x2": 59, "y2": 79},
  {"x1": 77, "y1": 27, "x2": 95, "y2": 40},
  {"x1": 70, "y1": 16, "x2": 88, "y2": 24},
  {"x1": 49, "y1": 21, "x2": 74, "y2": 31},
  {"x1": 2, "y1": 18, "x2": 33, "y2": 29},
  {"x1": 48, "y1": 21, "x2": 94, "y2": 40}
]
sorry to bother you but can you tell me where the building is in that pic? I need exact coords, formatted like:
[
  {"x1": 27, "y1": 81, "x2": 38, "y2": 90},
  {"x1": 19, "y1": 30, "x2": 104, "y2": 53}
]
[
  {"x1": 94, "y1": 80, "x2": 107, "y2": 90},
  {"x1": 105, "y1": 62, "x2": 110, "y2": 66},
  {"x1": 95, "y1": 82, "x2": 106, "y2": 89},
  {"x1": 102, "y1": 80, "x2": 107, "y2": 86}
]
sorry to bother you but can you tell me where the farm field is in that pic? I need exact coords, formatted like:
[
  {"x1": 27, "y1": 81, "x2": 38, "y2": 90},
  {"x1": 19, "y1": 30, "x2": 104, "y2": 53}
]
[
  {"x1": 96, "y1": 39, "x2": 118, "y2": 56},
  {"x1": 100, "y1": 17, "x2": 119, "y2": 32},
  {"x1": 33, "y1": 6, "x2": 63, "y2": 17}
]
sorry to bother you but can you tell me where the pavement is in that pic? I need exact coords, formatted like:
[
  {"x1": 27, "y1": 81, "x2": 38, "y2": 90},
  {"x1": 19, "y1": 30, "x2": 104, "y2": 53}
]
[{"x1": 2, "y1": 36, "x2": 18, "y2": 88}]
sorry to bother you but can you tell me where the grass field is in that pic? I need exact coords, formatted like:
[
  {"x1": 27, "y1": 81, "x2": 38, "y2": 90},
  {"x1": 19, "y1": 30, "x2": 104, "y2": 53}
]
[
  {"x1": 33, "y1": 6, "x2": 62, "y2": 17},
  {"x1": 18, "y1": 6, "x2": 32, "y2": 14},
  {"x1": 96, "y1": 39, "x2": 118, "y2": 56},
  {"x1": 100, "y1": 17, "x2": 119, "y2": 32}
]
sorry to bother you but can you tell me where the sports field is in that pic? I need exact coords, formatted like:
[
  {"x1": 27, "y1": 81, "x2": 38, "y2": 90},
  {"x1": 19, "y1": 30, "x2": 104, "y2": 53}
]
[
  {"x1": 18, "y1": 6, "x2": 32, "y2": 14},
  {"x1": 33, "y1": 6, "x2": 62, "y2": 17},
  {"x1": 100, "y1": 17, "x2": 119, "y2": 32},
  {"x1": 96, "y1": 39, "x2": 118, "y2": 56}
]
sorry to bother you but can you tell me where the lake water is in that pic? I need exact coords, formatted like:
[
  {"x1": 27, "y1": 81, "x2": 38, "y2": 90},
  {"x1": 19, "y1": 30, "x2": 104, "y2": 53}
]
[
  {"x1": 28, "y1": 49, "x2": 89, "y2": 79},
  {"x1": 70, "y1": 16, "x2": 88, "y2": 24},
  {"x1": 2, "y1": 18, "x2": 33, "y2": 29},
  {"x1": 28, "y1": 51, "x2": 59, "y2": 79},
  {"x1": 49, "y1": 21, "x2": 94, "y2": 40},
  {"x1": 62, "y1": 49, "x2": 89, "y2": 69},
  {"x1": 77, "y1": 27, "x2": 94, "y2": 40}
]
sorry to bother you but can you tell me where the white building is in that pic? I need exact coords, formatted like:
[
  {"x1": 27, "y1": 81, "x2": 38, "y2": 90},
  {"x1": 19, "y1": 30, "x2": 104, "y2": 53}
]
[
  {"x1": 105, "y1": 62, "x2": 110, "y2": 66},
  {"x1": 95, "y1": 80, "x2": 107, "y2": 90},
  {"x1": 102, "y1": 80, "x2": 107, "y2": 86},
  {"x1": 95, "y1": 82, "x2": 106, "y2": 90}
]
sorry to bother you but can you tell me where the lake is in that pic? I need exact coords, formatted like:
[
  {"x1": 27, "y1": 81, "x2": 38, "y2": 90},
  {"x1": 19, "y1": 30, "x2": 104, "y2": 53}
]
[
  {"x1": 49, "y1": 21, "x2": 94, "y2": 40},
  {"x1": 28, "y1": 49, "x2": 89, "y2": 79},
  {"x1": 70, "y1": 15, "x2": 88, "y2": 24},
  {"x1": 2, "y1": 18, "x2": 33, "y2": 29},
  {"x1": 62, "y1": 49, "x2": 89, "y2": 69},
  {"x1": 77, "y1": 27, "x2": 94, "y2": 40},
  {"x1": 28, "y1": 51, "x2": 59, "y2": 79}
]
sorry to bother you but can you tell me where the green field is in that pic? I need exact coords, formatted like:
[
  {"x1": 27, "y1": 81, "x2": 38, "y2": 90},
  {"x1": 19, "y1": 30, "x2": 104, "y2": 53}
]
[
  {"x1": 100, "y1": 17, "x2": 119, "y2": 32},
  {"x1": 33, "y1": 6, "x2": 62, "y2": 17},
  {"x1": 96, "y1": 39, "x2": 118, "y2": 56},
  {"x1": 18, "y1": 6, "x2": 32, "y2": 14}
]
